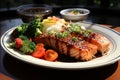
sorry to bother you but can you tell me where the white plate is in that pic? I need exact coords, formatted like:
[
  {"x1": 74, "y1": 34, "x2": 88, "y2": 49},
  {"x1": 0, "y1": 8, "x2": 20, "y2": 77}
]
[{"x1": 1, "y1": 22, "x2": 120, "y2": 70}]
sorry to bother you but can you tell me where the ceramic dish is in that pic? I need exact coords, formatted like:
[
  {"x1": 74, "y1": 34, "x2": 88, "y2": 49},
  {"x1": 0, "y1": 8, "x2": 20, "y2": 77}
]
[
  {"x1": 1, "y1": 22, "x2": 120, "y2": 70},
  {"x1": 60, "y1": 8, "x2": 90, "y2": 21}
]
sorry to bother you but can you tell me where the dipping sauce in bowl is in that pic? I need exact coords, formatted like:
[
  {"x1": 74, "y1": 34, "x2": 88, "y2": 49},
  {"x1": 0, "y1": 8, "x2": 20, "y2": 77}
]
[{"x1": 17, "y1": 4, "x2": 52, "y2": 23}]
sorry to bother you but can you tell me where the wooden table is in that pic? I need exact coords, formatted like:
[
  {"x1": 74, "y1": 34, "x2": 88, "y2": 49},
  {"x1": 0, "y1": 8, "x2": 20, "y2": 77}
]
[{"x1": 0, "y1": 18, "x2": 120, "y2": 80}]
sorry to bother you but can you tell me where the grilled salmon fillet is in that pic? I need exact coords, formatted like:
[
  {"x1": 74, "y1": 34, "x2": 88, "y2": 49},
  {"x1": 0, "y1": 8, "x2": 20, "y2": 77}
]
[
  {"x1": 34, "y1": 34, "x2": 98, "y2": 61},
  {"x1": 34, "y1": 31, "x2": 110, "y2": 61},
  {"x1": 86, "y1": 33, "x2": 110, "y2": 54}
]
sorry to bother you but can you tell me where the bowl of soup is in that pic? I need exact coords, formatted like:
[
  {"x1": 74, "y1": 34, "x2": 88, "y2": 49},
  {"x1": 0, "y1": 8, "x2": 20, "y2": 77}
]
[{"x1": 17, "y1": 4, "x2": 52, "y2": 23}]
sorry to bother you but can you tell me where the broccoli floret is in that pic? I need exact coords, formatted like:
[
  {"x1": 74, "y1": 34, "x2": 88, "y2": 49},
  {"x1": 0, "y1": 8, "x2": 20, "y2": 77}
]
[
  {"x1": 12, "y1": 19, "x2": 43, "y2": 39},
  {"x1": 17, "y1": 23, "x2": 28, "y2": 34},
  {"x1": 35, "y1": 28, "x2": 42, "y2": 37},
  {"x1": 13, "y1": 23, "x2": 28, "y2": 38},
  {"x1": 25, "y1": 18, "x2": 43, "y2": 38},
  {"x1": 20, "y1": 40, "x2": 36, "y2": 54},
  {"x1": 20, "y1": 23, "x2": 29, "y2": 34}
]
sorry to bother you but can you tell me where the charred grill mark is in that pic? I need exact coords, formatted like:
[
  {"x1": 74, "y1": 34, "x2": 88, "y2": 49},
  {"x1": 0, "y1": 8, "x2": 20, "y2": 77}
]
[{"x1": 62, "y1": 43, "x2": 67, "y2": 55}]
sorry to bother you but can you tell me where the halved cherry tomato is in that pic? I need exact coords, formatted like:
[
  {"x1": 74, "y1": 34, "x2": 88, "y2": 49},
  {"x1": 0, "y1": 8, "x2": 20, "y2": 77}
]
[
  {"x1": 31, "y1": 43, "x2": 45, "y2": 58},
  {"x1": 44, "y1": 49, "x2": 58, "y2": 61},
  {"x1": 15, "y1": 38, "x2": 23, "y2": 49},
  {"x1": 36, "y1": 43, "x2": 44, "y2": 50},
  {"x1": 31, "y1": 47, "x2": 45, "y2": 58}
]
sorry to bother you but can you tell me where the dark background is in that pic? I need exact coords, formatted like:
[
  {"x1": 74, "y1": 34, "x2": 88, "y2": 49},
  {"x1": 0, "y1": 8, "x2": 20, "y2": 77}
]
[{"x1": 0, "y1": 0, "x2": 120, "y2": 26}]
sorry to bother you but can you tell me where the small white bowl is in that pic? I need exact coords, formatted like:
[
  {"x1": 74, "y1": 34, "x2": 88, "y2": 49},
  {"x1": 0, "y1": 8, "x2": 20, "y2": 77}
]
[{"x1": 60, "y1": 8, "x2": 90, "y2": 21}]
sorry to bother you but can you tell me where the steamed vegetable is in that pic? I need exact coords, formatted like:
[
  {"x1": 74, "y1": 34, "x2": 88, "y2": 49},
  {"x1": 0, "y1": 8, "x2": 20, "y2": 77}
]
[
  {"x1": 25, "y1": 18, "x2": 43, "y2": 38},
  {"x1": 11, "y1": 18, "x2": 43, "y2": 40},
  {"x1": 11, "y1": 23, "x2": 28, "y2": 39},
  {"x1": 20, "y1": 40, "x2": 36, "y2": 54},
  {"x1": 9, "y1": 35, "x2": 36, "y2": 54}
]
